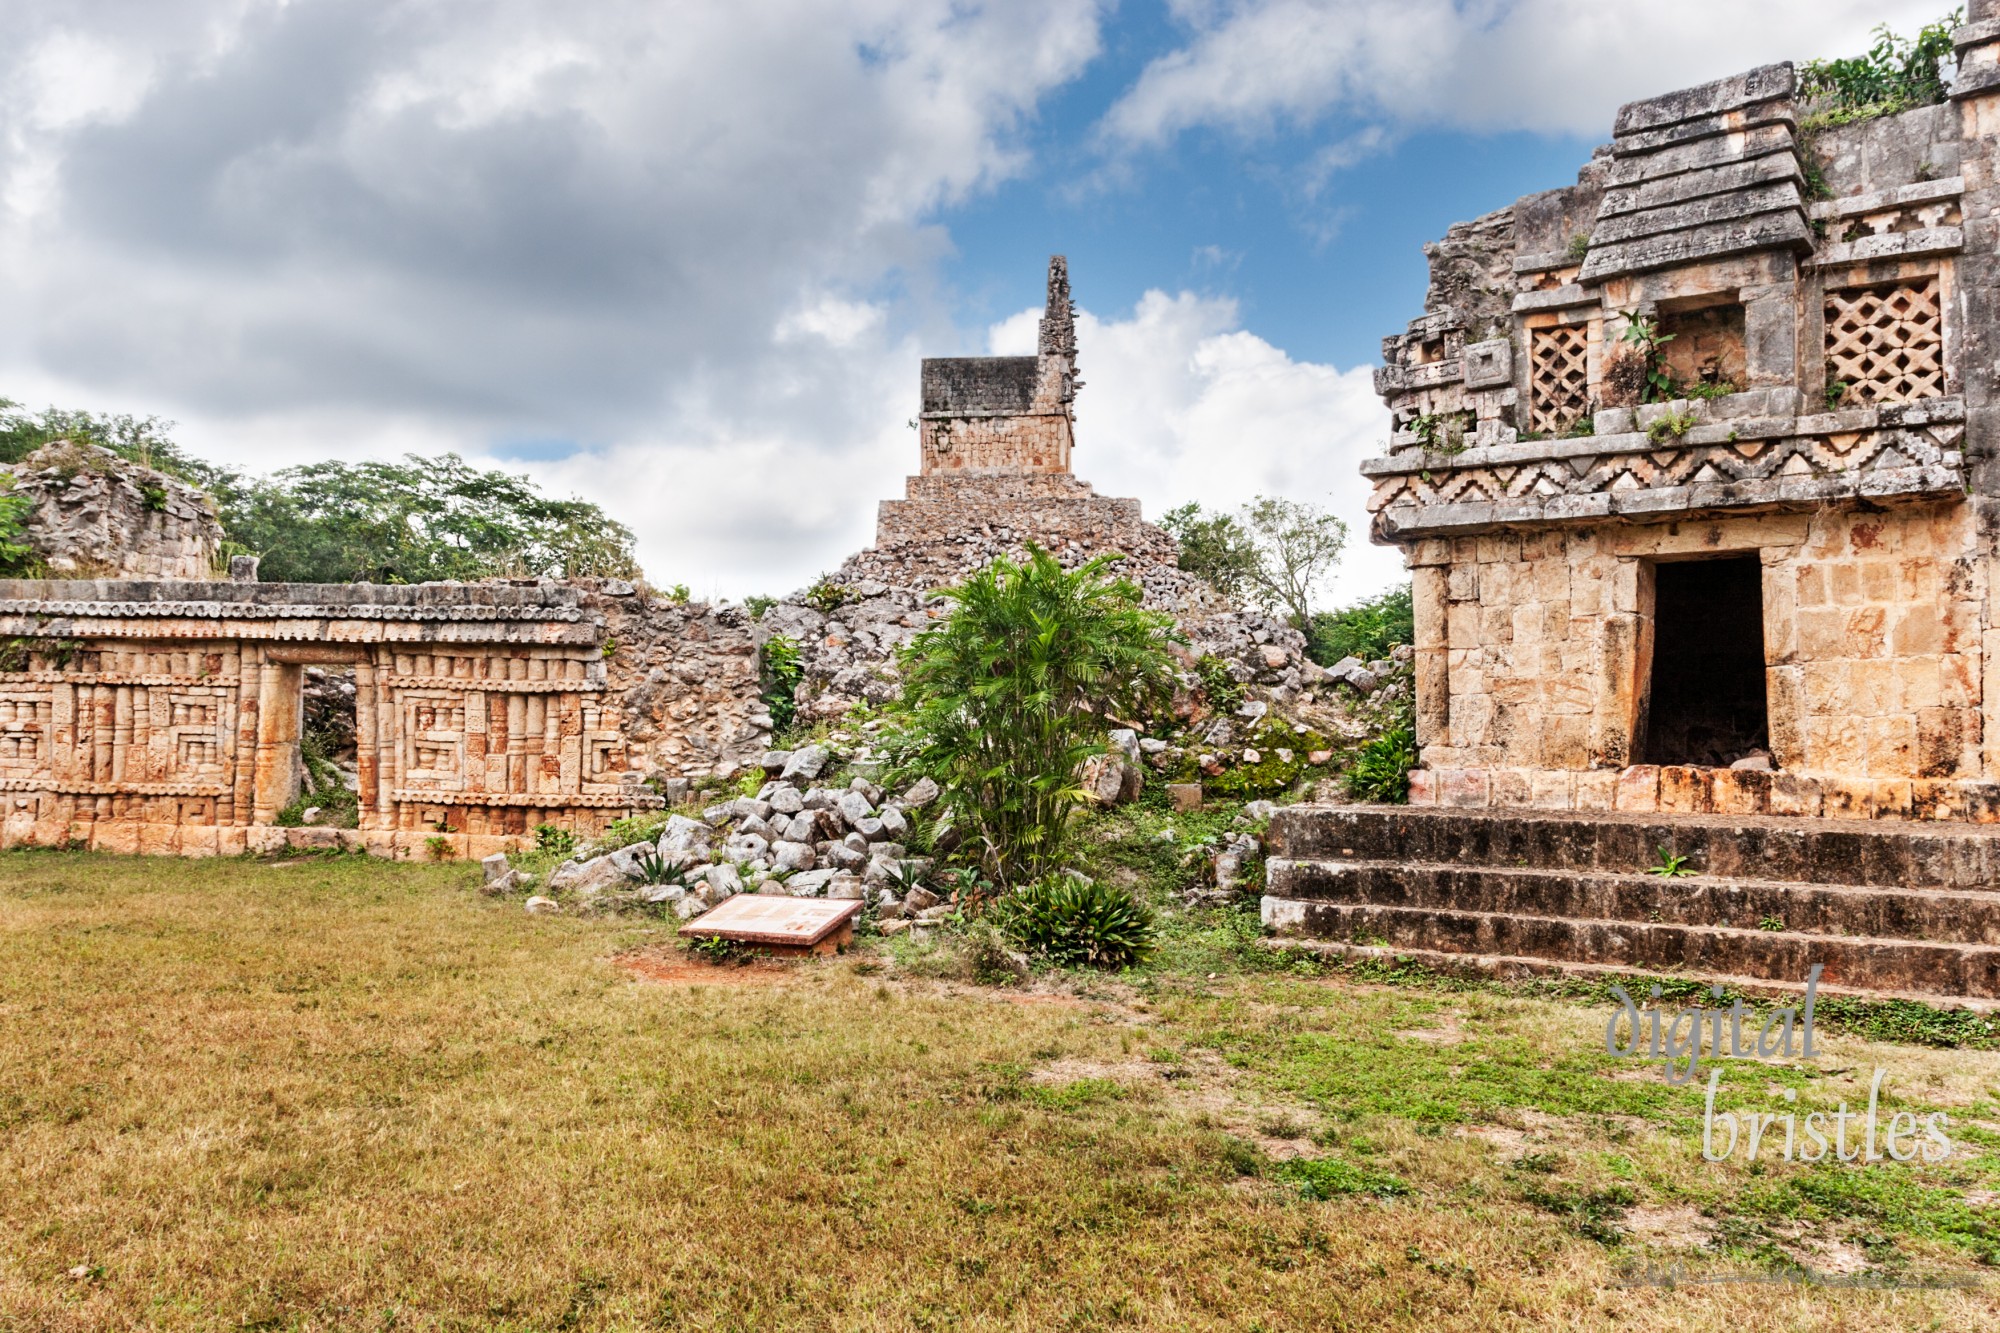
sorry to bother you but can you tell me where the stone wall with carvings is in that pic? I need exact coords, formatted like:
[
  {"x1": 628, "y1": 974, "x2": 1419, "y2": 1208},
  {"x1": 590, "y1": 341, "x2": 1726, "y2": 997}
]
[{"x1": 0, "y1": 579, "x2": 664, "y2": 859}]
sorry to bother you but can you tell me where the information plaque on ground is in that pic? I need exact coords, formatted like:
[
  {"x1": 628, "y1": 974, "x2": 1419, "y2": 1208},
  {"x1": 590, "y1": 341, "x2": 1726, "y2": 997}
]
[{"x1": 678, "y1": 894, "x2": 863, "y2": 955}]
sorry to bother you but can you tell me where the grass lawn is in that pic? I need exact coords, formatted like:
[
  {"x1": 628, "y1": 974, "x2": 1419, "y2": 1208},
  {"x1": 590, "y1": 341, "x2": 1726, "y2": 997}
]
[{"x1": 4, "y1": 847, "x2": 2000, "y2": 1330}]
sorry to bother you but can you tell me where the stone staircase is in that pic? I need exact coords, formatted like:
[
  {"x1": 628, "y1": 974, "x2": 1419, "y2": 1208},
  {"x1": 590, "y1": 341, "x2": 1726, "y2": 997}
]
[{"x1": 1263, "y1": 805, "x2": 2000, "y2": 1002}]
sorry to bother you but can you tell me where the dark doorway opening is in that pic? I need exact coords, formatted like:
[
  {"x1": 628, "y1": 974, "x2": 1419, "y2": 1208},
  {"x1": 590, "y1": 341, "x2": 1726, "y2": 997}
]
[{"x1": 1641, "y1": 555, "x2": 1770, "y2": 767}]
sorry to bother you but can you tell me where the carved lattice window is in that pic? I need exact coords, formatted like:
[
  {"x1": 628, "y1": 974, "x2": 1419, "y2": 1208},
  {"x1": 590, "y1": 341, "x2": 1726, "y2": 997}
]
[
  {"x1": 1529, "y1": 326, "x2": 1590, "y2": 434},
  {"x1": 1824, "y1": 278, "x2": 1944, "y2": 407}
]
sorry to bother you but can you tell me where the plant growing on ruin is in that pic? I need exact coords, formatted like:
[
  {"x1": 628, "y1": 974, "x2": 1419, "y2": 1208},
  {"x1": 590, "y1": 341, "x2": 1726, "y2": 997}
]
[
  {"x1": 1565, "y1": 233, "x2": 1592, "y2": 263},
  {"x1": 0, "y1": 478, "x2": 36, "y2": 578},
  {"x1": 804, "y1": 576, "x2": 853, "y2": 614},
  {"x1": 534, "y1": 824, "x2": 577, "y2": 857},
  {"x1": 1407, "y1": 412, "x2": 1470, "y2": 455},
  {"x1": 1194, "y1": 654, "x2": 1244, "y2": 713},
  {"x1": 1646, "y1": 409, "x2": 1699, "y2": 444},
  {"x1": 886, "y1": 545, "x2": 1178, "y2": 887},
  {"x1": 991, "y1": 874, "x2": 1156, "y2": 968},
  {"x1": 1346, "y1": 724, "x2": 1417, "y2": 804},
  {"x1": 760, "y1": 633, "x2": 804, "y2": 733},
  {"x1": 633, "y1": 848, "x2": 689, "y2": 888},
  {"x1": 744, "y1": 595, "x2": 777, "y2": 620},
  {"x1": 1646, "y1": 847, "x2": 1695, "y2": 878},
  {"x1": 1617, "y1": 312, "x2": 1678, "y2": 403},
  {"x1": 1799, "y1": 13, "x2": 1961, "y2": 128}
]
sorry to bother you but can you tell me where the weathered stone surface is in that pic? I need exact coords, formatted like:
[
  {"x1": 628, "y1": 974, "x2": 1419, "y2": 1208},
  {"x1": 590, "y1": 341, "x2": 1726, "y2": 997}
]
[
  {"x1": 1265, "y1": 804, "x2": 2000, "y2": 999},
  {"x1": 3, "y1": 442, "x2": 222, "y2": 580}
]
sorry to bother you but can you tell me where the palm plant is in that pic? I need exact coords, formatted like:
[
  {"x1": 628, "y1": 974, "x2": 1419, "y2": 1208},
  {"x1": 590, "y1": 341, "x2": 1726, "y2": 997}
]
[{"x1": 887, "y1": 545, "x2": 1178, "y2": 887}]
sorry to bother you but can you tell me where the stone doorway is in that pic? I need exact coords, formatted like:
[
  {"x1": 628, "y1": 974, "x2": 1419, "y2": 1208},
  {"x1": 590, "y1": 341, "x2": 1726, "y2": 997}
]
[{"x1": 1640, "y1": 555, "x2": 1769, "y2": 768}]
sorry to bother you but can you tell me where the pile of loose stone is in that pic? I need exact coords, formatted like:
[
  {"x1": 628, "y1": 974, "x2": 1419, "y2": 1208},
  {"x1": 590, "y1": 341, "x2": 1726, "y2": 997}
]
[
  {"x1": 522, "y1": 742, "x2": 959, "y2": 931},
  {"x1": 757, "y1": 528, "x2": 1352, "y2": 726}
]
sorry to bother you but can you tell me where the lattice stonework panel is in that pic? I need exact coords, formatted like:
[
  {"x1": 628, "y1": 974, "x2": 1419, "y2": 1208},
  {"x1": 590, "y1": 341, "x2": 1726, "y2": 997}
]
[
  {"x1": 1529, "y1": 326, "x2": 1590, "y2": 434},
  {"x1": 1826, "y1": 278, "x2": 1944, "y2": 406}
]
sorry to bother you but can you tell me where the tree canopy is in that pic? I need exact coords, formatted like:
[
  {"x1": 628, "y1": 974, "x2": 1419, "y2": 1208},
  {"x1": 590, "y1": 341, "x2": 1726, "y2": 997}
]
[{"x1": 0, "y1": 398, "x2": 639, "y2": 583}]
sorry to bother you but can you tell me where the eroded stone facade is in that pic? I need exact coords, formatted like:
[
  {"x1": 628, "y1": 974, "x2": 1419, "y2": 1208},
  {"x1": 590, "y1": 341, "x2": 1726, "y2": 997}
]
[
  {"x1": 0, "y1": 580, "x2": 670, "y2": 858},
  {"x1": 3, "y1": 442, "x2": 223, "y2": 580},
  {"x1": 1371, "y1": 19, "x2": 2000, "y2": 823}
]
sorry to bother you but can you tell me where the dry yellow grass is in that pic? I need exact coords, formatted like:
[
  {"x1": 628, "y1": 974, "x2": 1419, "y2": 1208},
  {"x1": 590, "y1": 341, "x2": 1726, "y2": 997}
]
[{"x1": 1, "y1": 849, "x2": 1997, "y2": 1330}]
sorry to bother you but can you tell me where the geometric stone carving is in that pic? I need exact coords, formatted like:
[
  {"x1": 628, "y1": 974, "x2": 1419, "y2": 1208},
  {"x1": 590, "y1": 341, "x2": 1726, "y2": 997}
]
[
  {"x1": 1363, "y1": 405, "x2": 1968, "y2": 538},
  {"x1": 1528, "y1": 326, "x2": 1590, "y2": 434},
  {"x1": 1825, "y1": 278, "x2": 1945, "y2": 407},
  {"x1": 1463, "y1": 337, "x2": 1513, "y2": 389}
]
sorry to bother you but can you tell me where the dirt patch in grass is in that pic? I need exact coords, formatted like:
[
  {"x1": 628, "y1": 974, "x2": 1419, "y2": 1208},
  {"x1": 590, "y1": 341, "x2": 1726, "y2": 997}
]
[{"x1": 1623, "y1": 1204, "x2": 1712, "y2": 1250}]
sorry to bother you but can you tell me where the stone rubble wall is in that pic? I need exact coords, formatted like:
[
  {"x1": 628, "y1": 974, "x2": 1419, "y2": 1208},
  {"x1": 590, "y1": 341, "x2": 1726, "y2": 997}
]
[
  {"x1": 572, "y1": 580, "x2": 772, "y2": 780},
  {"x1": 3, "y1": 441, "x2": 222, "y2": 580}
]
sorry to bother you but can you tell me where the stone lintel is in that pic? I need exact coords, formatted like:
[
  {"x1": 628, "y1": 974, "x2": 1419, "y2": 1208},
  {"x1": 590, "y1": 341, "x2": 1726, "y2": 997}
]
[
  {"x1": 1812, "y1": 226, "x2": 1964, "y2": 268},
  {"x1": 1809, "y1": 177, "x2": 1965, "y2": 220},
  {"x1": 1374, "y1": 468, "x2": 1965, "y2": 541}
]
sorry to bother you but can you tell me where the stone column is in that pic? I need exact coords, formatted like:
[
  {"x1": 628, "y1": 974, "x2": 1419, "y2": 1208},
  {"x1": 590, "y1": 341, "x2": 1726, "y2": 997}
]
[
  {"x1": 251, "y1": 659, "x2": 303, "y2": 823},
  {"x1": 1410, "y1": 558, "x2": 1450, "y2": 749}
]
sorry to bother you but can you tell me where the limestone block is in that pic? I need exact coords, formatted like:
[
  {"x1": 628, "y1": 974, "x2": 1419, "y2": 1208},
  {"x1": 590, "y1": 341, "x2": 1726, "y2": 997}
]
[{"x1": 1614, "y1": 767, "x2": 1660, "y2": 813}]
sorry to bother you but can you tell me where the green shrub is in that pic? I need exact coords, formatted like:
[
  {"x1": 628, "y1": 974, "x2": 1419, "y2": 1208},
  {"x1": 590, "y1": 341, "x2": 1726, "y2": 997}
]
[
  {"x1": 992, "y1": 876, "x2": 1156, "y2": 968},
  {"x1": 1799, "y1": 14, "x2": 1960, "y2": 127},
  {"x1": 888, "y1": 545, "x2": 1177, "y2": 885},
  {"x1": 761, "y1": 634, "x2": 803, "y2": 733},
  {"x1": 1278, "y1": 1158, "x2": 1411, "y2": 1201},
  {"x1": 1306, "y1": 585, "x2": 1412, "y2": 667},
  {"x1": 534, "y1": 824, "x2": 577, "y2": 857},
  {"x1": 594, "y1": 809, "x2": 672, "y2": 853},
  {"x1": 0, "y1": 478, "x2": 37, "y2": 578},
  {"x1": 1346, "y1": 724, "x2": 1416, "y2": 804}
]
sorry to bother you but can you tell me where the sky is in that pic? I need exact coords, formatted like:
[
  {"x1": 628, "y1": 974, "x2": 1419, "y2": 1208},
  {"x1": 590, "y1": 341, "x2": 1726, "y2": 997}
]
[{"x1": 0, "y1": 0, "x2": 1953, "y2": 604}]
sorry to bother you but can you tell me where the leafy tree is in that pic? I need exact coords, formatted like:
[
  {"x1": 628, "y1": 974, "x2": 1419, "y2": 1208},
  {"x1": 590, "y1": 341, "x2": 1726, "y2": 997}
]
[
  {"x1": 887, "y1": 546, "x2": 1178, "y2": 887},
  {"x1": 1240, "y1": 495, "x2": 1348, "y2": 628},
  {"x1": 1159, "y1": 502, "x2": 1261, "y2": 601},
  {"x1": 1307, "y1": 584, "x2": 1413, "y2": 667},
  {"x1": 225, "y1": 454, "x2": 639, "y2": 584},
  {"x1": 3, "y1": 396, "x2": 639, "y2": 584},
  {"x1": 0, "y1": 399, "x2": 234, "y2": 494}
]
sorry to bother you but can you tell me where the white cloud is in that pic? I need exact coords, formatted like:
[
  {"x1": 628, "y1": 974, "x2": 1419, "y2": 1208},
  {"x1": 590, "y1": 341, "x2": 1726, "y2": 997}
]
[
  {"x1": 0, "y1": 0, "x2": 1108, "y2": 595},
  {"x1": 992, "y1": 290, "x2": 1405, "y2": 608},
  {"x1": 1102, "y1": 0, "x2": 1956, "y2": 147}
]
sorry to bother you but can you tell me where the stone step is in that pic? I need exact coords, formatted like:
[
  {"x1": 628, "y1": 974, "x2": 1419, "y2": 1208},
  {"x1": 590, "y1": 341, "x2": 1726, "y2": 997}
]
[
  {"x1": 1267, "y1": 859, "x2": 2000, "y2": 946},
  {"x1": 1270, "y1": 805, "x2": 2000, "y2": 891},
  {"x1": 1252, "y1": 937, "x2": 2000, "y2": 1011},
  {"x1": 1259, "y1": 898, "x2": 2000, "y2": 998}
]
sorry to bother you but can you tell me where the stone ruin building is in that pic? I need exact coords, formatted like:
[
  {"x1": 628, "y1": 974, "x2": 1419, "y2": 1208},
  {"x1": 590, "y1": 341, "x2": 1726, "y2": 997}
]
[
  {"x1": 869, "y1": 256, "x2": 1177, "y2": 581},
  {"x1": 1264, "y1": 12, "x2": 2000, "y2": 1002},
  {"x1": 0, "y1": 255, "x2": 1336, "y2": 860},
  {"x1": 763, "y1": 257, "x2": 1330, "y2": 725}
]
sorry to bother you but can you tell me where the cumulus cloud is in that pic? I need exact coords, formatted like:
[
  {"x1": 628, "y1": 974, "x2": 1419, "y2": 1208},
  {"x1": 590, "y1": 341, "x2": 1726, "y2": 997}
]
[
  {"x1": 1102, "y1": 0, "x2": 1954, "y2": 148},
  {"x1": 0, "y1": 0, "x2": 1106, "y2": 592},
  {"x1": 991, "y1": 291, "x2": 1405, "y2": 607}
]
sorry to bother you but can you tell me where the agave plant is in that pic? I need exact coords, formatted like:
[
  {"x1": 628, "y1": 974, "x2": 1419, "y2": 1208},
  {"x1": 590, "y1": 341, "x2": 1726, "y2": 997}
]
[
  {"x1": 633, "y1": 848, "x2": 690, "y2": 887},
  {"x1": 992, "y1": 875, "x2": 1156, "y2": 969}
]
